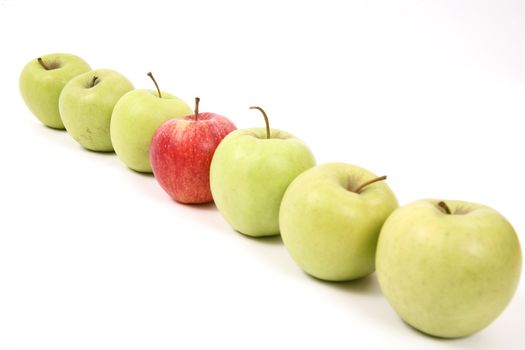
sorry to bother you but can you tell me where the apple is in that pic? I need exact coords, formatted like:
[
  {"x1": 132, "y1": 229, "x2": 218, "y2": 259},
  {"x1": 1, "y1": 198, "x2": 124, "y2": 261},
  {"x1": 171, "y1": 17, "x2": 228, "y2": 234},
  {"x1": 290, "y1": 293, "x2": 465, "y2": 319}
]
[
  {"x1": 111, "y1": 72, "x2": 193, "y2": 173},
  {"x1": 59, "y1": 69, "x2": 134, "y2": 151},
  {"x1": 210, "y1": 106, "x2": 315, "y2": 237},
  {"x1": 19, "y1": 53, "x2": 91, "y2": 129},
  {"x1": 376, "y1": 199, "x2": 522, "y2": 338},
  {"x1": 279, "y1": 163, "x2": 398, "y2": 281},
  {"x1": 150, "y1": 97, "x2": 237, "y2": 204}
]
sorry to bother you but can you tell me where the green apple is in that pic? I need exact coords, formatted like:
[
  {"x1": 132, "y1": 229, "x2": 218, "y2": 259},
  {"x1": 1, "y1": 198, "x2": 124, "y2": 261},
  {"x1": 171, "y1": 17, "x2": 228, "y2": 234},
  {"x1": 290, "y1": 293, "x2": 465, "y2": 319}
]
[
  {"x1": 376, "y1": 199, "x2": 522, "y2": 338},
  {"x1": 59, "y1": 69, "x2": 134, "y2": 152},
  {"x1": 111, "y1": 72, "x2": 193, "y2": 173},
  {"x1": 279, "y1": 162, "x2": 398, "y2": 281},
  {"x1": 210, "y1": 106, "x2": 316, "y2": 237},
  {"x1": 19, "y1": 53, "x2": 91, "y2": 129}
]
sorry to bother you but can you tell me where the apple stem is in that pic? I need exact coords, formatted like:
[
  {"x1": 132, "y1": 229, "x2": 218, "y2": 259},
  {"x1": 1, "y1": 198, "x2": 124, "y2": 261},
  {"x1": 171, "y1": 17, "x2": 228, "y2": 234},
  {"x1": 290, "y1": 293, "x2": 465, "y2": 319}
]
[
  {"x1": 90, "y1": 76, "x2": 99, "y2": 88},
  {"x1": 147, "y1": 72, "x2": 162, "y2": 98},
  {"x1": 249, "y1": 106, "x2": 270, "y2": 139},
  {"x1": 438, "y1": 201, "x2": 452, "y2": 215},
  {"x1": 355, "y1": 175, "x2": 387, "y2": 194},
  {"x1": 194, "y1": 97, "x2": 200, "y2": 121},
  {"x1": 37, "y1": 57, "x2": 50, "y2": 70}
]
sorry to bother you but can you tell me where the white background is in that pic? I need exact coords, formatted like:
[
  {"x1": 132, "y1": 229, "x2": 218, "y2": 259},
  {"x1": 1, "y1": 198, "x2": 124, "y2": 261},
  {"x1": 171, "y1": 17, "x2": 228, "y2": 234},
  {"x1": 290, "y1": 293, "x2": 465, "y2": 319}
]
[{"x1": 1, "y1": 0, "x2": 524, "y2": 349}]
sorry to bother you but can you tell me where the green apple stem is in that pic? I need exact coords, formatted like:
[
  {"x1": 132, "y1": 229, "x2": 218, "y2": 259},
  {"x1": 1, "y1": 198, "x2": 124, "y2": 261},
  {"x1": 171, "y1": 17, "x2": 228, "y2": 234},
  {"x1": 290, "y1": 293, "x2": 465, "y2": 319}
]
[
  {"x1": 37, "y1": 57, "x2": 50, "y2": 70},
  {"x1": 90, "y1": 76, "x2": 99, "y2": 88},
  {"x1": 249, "y1": 106, "x2": 270, "y2": 139},
  {"x1": 355, "y1": 175, "x2": 387, "y2": 194},
  {"x1": 438, "y1": 201, "x2": 452, "y2": 215},
  {"x1": 194, "y1": 97, "x2": 200, "y2": 121},
  {"x1": 147, "y1": 72, "x2": 162, "y2": 98}
]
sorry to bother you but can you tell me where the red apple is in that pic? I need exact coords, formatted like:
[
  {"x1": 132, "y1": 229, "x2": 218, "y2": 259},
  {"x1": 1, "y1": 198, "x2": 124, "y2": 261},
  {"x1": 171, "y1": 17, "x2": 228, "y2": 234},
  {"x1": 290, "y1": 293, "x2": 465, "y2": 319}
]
[{"x1": 150, "y1": 97, "x2": 237, "y2": 204}]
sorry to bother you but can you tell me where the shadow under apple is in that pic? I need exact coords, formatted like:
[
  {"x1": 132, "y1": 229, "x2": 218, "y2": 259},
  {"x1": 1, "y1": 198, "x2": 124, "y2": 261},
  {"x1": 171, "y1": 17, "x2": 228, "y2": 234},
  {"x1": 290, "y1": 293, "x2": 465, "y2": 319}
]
[
  {"x1": 235, "y1": 232, "x2": 283, "y2": 246},
  {"x1": 306, "y1": 271, "x2": 383, "y2": 297},
  {"x1": 173, "y1": 200, "x2": 217, "y2": 212}
]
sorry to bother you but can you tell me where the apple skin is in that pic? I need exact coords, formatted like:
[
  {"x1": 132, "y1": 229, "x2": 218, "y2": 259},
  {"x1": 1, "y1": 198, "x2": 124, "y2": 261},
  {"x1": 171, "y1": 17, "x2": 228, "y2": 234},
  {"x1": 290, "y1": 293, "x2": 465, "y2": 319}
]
[
  {"x1": 111, "y1": 89, "x2": 193, "y2": 173},
  {"x1": 19, "y1": 53, "x2": 91, "y2": 129},
  {"x1": 150, "y1": 112, "x2": 237, "y2": 204},
  {"x1": 59, "y1": 69, "x2": 134, "y2": 151},
  {"x1": 210, "y1": 128, "x2": 315, "y2": 237},
  {"x1": 279, "y1": 162, "x2": 398, "y2": 281},
  {"x1": 376, "y1": 199, "x2": 522, "y2": 338}
]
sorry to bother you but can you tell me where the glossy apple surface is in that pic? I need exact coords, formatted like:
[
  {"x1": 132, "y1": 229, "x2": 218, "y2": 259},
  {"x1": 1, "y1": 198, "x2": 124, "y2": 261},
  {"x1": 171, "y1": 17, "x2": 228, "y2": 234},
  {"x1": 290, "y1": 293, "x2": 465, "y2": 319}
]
[
  {"x1": 19, "y1": 53, "x2": 91, "y2": 129},
  {"x1": 376, "y1": 199, "x2": 522, "y2": 338},
  {"x1": 150, "y1": 102, "x2": 236, "y2": 204},
  {"x1": 210, "y1": 127, "x2": 315, "y2": 237},
  {"x1": 59, "y1": 69, "x2": 133, "y2": 151},
  {"x1": 279, "y1": 162, "x2": 398, "y2": 281},
  {"x1": 111, "y1": 85, "x2": 193, "y2": 173}
]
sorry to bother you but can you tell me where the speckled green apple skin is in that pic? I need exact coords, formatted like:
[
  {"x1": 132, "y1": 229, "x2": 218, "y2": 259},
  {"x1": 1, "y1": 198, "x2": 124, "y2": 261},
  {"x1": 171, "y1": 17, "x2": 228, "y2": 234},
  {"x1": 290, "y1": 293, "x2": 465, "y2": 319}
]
[
  {"x1": 19, "y1": 53, "x2": 91, "y2": 129},
  {"x1": 376, "y1": 199, "x2": 522, "y2": 338},
  {"x1": 59, "y1": 69, "x2": 133, "y2": 152},
  {"x1": 110, "y1": 89, "x2": 193, "y2": 173},
  {"x1": 279, "y1": 163, "x2": 398, "y2": 281},
  {"x1": 210, "y1": 128, "x2": 315, "y2": 237}
]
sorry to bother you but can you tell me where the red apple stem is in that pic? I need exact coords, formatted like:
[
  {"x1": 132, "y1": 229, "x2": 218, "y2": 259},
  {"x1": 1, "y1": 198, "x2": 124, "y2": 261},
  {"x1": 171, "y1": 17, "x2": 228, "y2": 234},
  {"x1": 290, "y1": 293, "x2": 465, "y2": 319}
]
[
  {"x1": 147, "y1": 72, "x2": 162, "y2": 98},
  {"x1": 249, "y1": 106, "x2": 270, "y2": 139},
  {"x1": 194, "y1": 97, "x2": 200, "y2": 121},
  {"x1": 355, "y1": 175, "x2": 387, "y2": 194},
  {"x1": 438, "y1": 201, "x2": 451, "y2": 215},
  {"x1": 37, "y1": 57, "x2": 50, "y2": 70}
]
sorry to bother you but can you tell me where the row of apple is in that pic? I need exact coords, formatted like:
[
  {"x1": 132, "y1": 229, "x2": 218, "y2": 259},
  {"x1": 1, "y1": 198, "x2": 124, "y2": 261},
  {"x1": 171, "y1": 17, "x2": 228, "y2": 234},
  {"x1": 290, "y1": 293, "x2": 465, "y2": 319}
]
[{"x1": 19, "y1": 53, "x2": 522, "y2": 339}]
